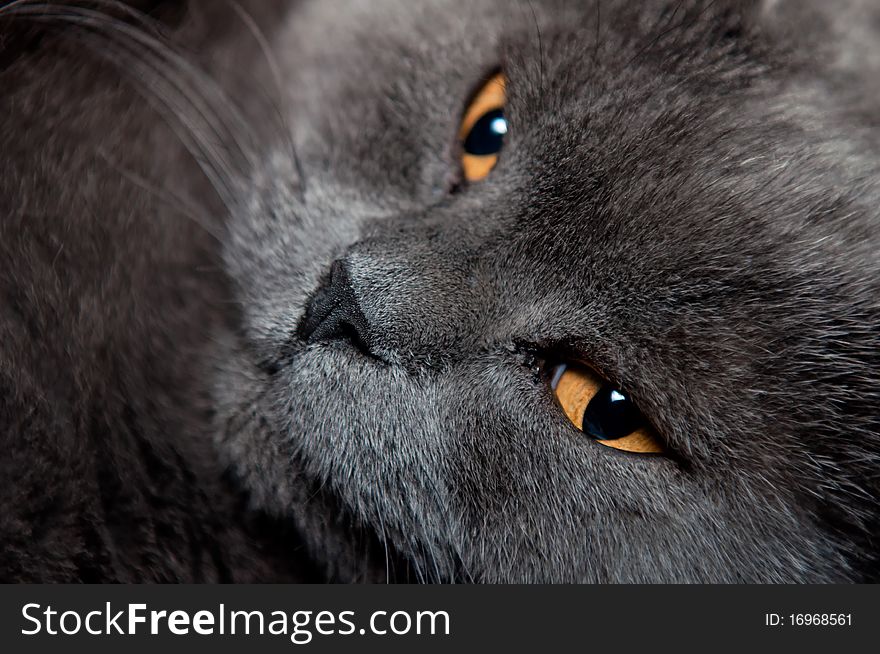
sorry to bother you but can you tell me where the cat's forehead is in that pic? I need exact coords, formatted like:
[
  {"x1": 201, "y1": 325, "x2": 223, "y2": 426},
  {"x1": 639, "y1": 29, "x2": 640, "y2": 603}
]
[
  {"x1": 279, "y1": 0, "x2": 772, "y2": 189},
  {"x1": 283, "y1": 0, "x2": 612, "y2": 111},
  {"x1": 282, "y1": 0, "x2": 753, "y2": 105},
  {"x1": 281, "y1": 1, "x2": 799, "y2": 247},
  {"x1": 270, "y1": 0, "x2": 830, "y2": 305}
]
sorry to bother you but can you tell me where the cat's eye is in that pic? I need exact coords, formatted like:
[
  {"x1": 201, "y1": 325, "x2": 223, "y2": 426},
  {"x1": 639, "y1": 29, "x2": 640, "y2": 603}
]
[
  {"x1": 550, "y1": 362, "x2": 664, "y2": 455},
  {"x1": 458, "y1": 73, "x2": 507, "y2": 182}
]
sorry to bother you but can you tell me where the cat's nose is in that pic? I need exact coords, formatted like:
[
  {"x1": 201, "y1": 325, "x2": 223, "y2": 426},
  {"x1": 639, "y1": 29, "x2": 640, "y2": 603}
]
[
  {"x1": 298, "y1": 259, "x2": 372, "y2": 351},
  {"x1": 299, "y1": 237, "x2": 480, "y2": 366}
]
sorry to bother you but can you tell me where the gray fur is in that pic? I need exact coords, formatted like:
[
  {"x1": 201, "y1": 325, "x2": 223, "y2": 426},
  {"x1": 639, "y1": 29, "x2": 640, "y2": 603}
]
[{"x1": 1, "y1": 0, "x2": 878, "y2": 582}]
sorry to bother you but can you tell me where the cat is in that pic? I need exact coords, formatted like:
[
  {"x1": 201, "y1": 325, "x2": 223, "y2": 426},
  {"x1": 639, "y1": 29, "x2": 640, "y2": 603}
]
[{"x1": 1, "y1": 0, "x2": 878, "y2": 583}]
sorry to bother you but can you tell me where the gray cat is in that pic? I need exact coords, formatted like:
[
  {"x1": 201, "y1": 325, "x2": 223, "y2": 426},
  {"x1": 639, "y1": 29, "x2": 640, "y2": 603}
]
[{"x1": 1, "y1": 0, "x2": 878, "y2": 582}]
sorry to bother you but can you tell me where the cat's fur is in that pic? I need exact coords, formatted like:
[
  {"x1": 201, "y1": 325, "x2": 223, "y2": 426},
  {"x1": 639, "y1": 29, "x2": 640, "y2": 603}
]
[{"x1": 1, "y1": 0, "x2": 878, "y2": 582}]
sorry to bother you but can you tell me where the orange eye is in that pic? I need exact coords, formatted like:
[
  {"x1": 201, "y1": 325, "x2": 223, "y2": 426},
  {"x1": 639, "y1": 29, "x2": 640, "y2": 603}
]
[
  {"x1": 550, "y1": 363, "x2": 664, "y2": 455},
  {"x1": 458, "y1": 73, "x2": 507, "y2": 182}
]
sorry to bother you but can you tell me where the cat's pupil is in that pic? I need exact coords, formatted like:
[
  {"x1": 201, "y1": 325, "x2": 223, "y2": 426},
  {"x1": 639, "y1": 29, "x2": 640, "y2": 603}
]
[
  {"x1": 581, "y1": 385, "x2": 646, "y2": 441},
  {"x1": 463, "y1": 108, "x2": 507, "y2": 156}
]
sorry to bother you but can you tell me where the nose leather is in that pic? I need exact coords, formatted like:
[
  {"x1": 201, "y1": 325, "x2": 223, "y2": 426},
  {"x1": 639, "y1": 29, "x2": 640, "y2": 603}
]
[{"x1": 298, "y1": 259, "x2": 371, "y2": 348}]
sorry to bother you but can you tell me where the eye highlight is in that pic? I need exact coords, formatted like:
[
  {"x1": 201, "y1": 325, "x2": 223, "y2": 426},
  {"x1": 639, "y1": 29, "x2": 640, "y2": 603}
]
[
  {"x1": 550, "y1": 363, "x2": 664, "y2": 455},
  {"x1": 458, "y1": 73, "x2": 507, "y2": 182}
]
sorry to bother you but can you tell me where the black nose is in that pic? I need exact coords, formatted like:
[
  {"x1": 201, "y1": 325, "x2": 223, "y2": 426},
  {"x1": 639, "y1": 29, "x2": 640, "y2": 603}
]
[{"x1": 298, "y1": 259, "x2": 372, "y2": 349}]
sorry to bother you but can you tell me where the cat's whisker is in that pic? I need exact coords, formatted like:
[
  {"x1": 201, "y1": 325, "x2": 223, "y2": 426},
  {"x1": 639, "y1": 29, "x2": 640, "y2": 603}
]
[
  {"x1": 5, "y1": 27, "x2": 242, "y2": 224},
  {"x1": 522, "y1": 0, "x2": 546, "y2": 96},
  {"x1": 226, "y1": 0, "x2": 307, "y2": 198},
  {"x1": 422, "y1": 475, "x2": 474, "y2": 582},
  {"x1": 375, "y1": 504, "x2": 391, "y2": 584},
  {"x1": 16, "y1": 33, "x2": 238, "y2": 214},
  {"x1": 423, "y1": 535, "x2": 442, "y2": 584},
  {"x1": 408, "y1": 545, "x2": 427, "y2": 584},
  {"x1": 95, "y1": 148, "x2": 228, "y2": 245},
  {"x1": 4, "y1": 1, "x2": 258, "y2": 212},
  {"x1": 625, "y1": 0, "x2": 711, "y2": 69},
  {"x1": 592, "y1": 0, "x2": 603, "y2": 66},
  {"x1": 5, "y1": 2, "x2": 251, "y2": 159}
]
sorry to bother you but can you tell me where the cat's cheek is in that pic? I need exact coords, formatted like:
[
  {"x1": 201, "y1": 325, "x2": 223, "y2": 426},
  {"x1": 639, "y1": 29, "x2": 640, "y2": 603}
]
[{"x1": 430, "y1": 357, "x2": 667, "y2": 580}]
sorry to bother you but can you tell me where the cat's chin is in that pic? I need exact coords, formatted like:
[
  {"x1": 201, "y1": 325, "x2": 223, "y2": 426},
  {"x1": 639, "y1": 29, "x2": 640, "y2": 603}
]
[{"x1": 210, "y1": 326, "x2": 446, "y2": 582}]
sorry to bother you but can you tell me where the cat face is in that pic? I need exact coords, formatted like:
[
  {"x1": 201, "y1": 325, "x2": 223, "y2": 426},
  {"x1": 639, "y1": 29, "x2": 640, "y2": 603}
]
[{"x1": 216, "y1": 0, "x2": 880, "y2": 582}]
